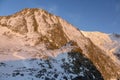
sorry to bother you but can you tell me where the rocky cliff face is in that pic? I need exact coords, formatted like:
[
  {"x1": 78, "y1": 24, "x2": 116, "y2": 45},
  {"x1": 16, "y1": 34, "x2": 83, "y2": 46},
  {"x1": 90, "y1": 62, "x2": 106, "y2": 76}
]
[{"x1": 0, "y1": 8, "x2": 120, "y2": 80}]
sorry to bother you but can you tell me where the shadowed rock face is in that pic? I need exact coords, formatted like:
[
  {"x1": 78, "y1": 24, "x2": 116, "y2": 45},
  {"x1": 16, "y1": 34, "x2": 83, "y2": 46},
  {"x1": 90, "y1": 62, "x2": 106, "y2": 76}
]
[
  {"x1": 67, "y1": 50, "x2": 103, "y2": 80},
  {"x1": 0, "y1": 8, "x2": 120, "y2": 80},
  {"x1": 114, "y1": 53, "x2": 120, "y2": 60},
  {"x1": 35, "y1": 51, "x2": 103, "y2": 80}
]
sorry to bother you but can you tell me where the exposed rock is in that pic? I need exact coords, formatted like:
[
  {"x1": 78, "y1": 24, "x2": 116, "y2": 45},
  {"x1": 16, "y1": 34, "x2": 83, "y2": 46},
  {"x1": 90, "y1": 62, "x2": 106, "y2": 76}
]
[{"x1": 0, "y1": 8, "x2": 120, "y2": 80}]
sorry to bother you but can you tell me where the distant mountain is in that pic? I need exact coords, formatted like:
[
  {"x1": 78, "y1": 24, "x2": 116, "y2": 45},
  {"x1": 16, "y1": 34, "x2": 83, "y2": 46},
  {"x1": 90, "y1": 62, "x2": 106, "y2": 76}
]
[{"x1": 0, "y1": 8, "x2": 120, "y2": 80}]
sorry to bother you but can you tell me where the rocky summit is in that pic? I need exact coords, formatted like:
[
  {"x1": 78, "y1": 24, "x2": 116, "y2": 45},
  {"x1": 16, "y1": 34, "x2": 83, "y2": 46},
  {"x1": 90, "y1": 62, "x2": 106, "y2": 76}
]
[{"x1": 0, "y1": 8, "x2": 120, "y2": 80}]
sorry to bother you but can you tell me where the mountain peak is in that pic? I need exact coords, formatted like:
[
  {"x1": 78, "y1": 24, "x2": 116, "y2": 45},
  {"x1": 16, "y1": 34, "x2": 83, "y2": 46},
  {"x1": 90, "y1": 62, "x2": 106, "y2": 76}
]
[
  {"x1": 0, "y1": 8, "x2": 120, "y2": 79},
  {"x1": 14, "y1": 8, "x2": 49, "y2": 16},
  {"x1": 0, "y1": 8, "x2": 60, "y2": 34},
  {"x1": 0, "y1": 8, "x2": 85, "y2": 47},
  {"x1": 0, "y1": 8, "x2": 70, "y2": 47},
  {"x1": 21, "y1": 8, "x2": 43, "y2": 11}
]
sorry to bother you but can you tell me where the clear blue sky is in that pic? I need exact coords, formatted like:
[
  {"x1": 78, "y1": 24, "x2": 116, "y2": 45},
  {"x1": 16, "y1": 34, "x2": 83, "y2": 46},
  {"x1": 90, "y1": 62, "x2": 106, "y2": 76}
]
[{"x1": 0, "y1": 0, "x2": 120, "y2": 33}]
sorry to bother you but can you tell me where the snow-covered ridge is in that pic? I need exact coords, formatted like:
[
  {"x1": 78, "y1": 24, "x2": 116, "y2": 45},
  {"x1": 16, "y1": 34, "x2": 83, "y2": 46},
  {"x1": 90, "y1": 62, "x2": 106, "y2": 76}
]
[
  {"x1": 0, "y1": 8, "x2": 120, "y2": 80},
  {"x1": 81, "y1": 31, "x2": 120, "y2": 63}
]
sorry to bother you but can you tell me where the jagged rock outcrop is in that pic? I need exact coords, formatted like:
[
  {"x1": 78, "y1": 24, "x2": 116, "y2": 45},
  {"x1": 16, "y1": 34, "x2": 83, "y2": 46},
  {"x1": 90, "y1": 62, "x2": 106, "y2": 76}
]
[{"x1": 0, "y1": 8, "x2": 120, "y2": 80}]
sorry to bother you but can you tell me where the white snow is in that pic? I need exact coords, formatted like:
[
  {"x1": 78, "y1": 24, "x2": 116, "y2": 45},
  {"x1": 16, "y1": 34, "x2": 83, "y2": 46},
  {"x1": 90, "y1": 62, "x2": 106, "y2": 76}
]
[
  {"x1": 81, "y1": 31, "x2": 120, "y2": 63},
  {"x1": 0, "y1": 8, "x2": 119, "y2": 80}
]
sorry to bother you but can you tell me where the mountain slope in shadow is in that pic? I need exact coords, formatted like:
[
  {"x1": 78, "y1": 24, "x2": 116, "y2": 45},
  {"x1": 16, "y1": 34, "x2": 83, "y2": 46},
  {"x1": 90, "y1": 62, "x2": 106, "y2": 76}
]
[{"x1": 0, "y1": 49, "x2": 103, "y2": 80}]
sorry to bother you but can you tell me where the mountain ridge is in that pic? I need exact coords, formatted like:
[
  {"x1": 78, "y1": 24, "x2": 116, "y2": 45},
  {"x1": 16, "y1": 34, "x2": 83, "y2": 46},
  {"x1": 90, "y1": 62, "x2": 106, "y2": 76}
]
[
  {"x1": 0, "y1": 8, "x2": 120, "y2": 80},
  {"x1": 81, "y1": 31, "x2": 120, "y2": 64}
]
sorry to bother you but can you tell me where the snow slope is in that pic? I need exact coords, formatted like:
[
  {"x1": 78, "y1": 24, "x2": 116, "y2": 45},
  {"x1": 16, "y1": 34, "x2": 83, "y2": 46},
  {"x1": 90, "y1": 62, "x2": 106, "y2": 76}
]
[
  {"x1": 81, "y1": 31, "x2": 120, "y2": 63},
  {"x1": 0, "y1": 8, "x2": 120, "y2": 80}
]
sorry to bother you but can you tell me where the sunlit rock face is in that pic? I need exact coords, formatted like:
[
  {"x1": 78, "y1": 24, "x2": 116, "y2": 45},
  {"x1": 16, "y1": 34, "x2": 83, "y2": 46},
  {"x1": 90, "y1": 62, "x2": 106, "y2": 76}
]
[
  {"x1": 0, "y1": 8, "x2": 120, "y2": 80},
  {"x1": 81, "y1": 31, "x2": 120, "y2": 63}
]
